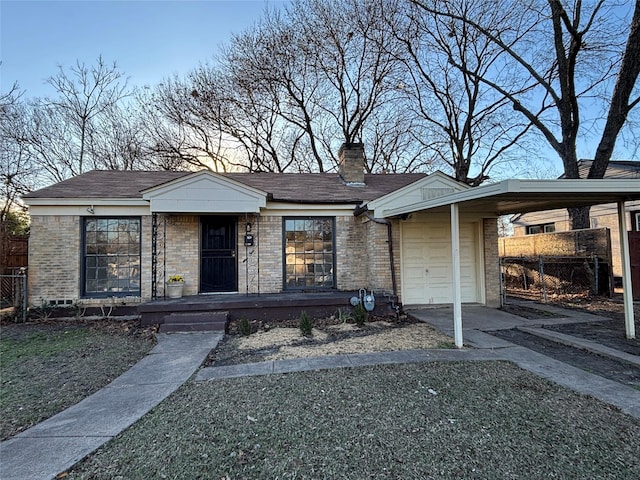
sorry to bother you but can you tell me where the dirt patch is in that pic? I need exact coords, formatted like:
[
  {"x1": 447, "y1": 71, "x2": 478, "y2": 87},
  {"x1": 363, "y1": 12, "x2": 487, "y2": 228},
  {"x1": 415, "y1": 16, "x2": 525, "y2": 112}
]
[
  {"x1": 0, "y1": 317, "x2": 157, "y2": 342},
  {"x1": 207, "y1": 315, "x2": 454, "y2": 367},
  {"x1": 492, "y1": 328, "x2": 640, "y2": 389},
  {"x1": 544, "y1": 320, "x2": 640, "y2": 356},
  {"x1": 500, "y1": 303, "x2": 559, "y2": 319},
  {"x1": 495, "y1": 296, "x2": 639, "y2": 389},
  {"x1": 502, "y1": 296, "x2": 639, "y2": 354}
]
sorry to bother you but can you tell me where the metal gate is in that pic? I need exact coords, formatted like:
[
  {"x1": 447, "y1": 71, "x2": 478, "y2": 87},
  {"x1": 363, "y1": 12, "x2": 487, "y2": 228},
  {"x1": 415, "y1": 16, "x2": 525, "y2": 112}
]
[{"x1": 0, "y1": 268, "x2": 27, "y2": 322}]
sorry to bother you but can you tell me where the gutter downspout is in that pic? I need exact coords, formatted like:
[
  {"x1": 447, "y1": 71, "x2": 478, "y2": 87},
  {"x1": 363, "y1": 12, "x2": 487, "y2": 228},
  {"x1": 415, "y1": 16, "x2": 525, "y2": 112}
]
[{"x1": 355, "y1": 206, "x2": 398, "y2": 303}]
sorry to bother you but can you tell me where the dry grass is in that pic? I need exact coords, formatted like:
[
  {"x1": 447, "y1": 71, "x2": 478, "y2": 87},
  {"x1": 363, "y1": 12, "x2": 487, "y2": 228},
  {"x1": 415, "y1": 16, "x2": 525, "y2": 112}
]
[
  {"x1": 0, "y1": 320, "x2": 155, "y2": 440},
  {"x1": 67, "y1": 361, "x2": 640, "y2": 479}
]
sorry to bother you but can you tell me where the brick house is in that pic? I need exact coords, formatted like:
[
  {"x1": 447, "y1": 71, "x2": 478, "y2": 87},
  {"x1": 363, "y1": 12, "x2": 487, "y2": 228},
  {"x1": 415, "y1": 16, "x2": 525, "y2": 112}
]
[
  {"x1": 22, "y1": 145, "x2": 640, "y2": 343},
  {"x1": 22, "y1": 144, "x2": 500, "y2": 313}
]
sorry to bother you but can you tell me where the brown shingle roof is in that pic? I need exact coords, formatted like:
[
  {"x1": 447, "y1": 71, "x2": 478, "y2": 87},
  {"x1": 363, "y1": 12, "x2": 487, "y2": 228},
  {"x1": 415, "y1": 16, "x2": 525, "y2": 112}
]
[
  {"x1": 23, "y1": 171, "x2": 190, "y2": 199},
  {"x1": 570, "y1": 160, "x2": 640, "y2": 179},
  {"x1": 24, "y1": 170, "x2": 427, "y2": 204}
]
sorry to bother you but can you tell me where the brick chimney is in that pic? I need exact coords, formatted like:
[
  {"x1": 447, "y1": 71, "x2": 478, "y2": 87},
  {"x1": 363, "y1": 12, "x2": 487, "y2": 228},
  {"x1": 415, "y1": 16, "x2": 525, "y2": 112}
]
[{"x1": 338, "y1": 142, "x2": 365, "y2": 185}]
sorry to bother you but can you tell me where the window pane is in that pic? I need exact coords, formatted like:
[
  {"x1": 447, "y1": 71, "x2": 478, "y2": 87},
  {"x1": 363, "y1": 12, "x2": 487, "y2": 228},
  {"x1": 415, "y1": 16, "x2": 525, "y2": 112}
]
[
  {"x1": 84, "y1": 218, "x2": 141, "y2": 296},
  {"x1": 284, "y1": 217, "x2": 334, "y2": 289}
]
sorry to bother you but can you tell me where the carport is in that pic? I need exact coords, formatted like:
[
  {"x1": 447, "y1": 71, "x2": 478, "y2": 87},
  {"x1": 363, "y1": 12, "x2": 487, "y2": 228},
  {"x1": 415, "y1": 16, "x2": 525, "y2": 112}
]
[{"x1": 371, "y1": 178, "x2": 640, "y2": 348}]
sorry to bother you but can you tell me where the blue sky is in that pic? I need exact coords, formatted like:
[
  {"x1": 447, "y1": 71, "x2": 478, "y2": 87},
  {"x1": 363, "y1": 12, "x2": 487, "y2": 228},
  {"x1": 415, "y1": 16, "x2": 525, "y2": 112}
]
[{"x1": 1, "y1": 0, "x2": 287, "y2": 98}]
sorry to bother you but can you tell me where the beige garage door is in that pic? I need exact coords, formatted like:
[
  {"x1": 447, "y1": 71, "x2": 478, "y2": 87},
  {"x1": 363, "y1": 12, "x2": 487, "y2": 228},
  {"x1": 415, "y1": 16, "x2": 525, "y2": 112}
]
[{"x1": 401, "y1": 218, "x2": 478, "y2": 305}]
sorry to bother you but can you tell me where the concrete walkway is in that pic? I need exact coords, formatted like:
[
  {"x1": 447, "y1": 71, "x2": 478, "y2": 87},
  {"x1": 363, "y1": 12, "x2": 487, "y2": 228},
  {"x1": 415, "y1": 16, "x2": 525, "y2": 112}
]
[
  {"x1": 0, "y1": 332, "x2": 223, "y2": 480},
  {"x1": 1, "y1": 303, "x2": 639, "y2": 479}
]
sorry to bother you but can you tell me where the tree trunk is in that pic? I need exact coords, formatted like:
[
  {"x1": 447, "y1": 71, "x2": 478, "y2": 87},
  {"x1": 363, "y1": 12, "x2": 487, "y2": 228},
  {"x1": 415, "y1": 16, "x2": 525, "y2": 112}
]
[{"x1": 568, "y1": 206, "x2": 591, "y2": 230}]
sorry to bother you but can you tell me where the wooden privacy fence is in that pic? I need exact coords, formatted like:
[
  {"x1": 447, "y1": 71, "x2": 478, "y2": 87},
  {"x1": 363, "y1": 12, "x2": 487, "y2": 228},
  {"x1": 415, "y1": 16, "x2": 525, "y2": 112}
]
[{"x1": 1, "y1": 233, "x2": 28, "y2": 274}]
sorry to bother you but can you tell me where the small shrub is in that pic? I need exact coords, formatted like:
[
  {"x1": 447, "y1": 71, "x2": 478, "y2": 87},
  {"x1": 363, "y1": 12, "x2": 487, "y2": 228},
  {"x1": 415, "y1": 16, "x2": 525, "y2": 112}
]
[
  {"x1": 337, "y1": 308, "x2": 353, "y2": 323},
  {"x1": 238, "y1": 317, "x2": 252, "y2": 336},
  {"x1": 299, "y1": 310, "x2": 313, "y2": 337},
  {"x1": 30, "y1": 299, "x2": 54, "y2": 321},
  {"x1": 354, "y1": 303, "x2": 368, "y2": 326},
  {"x1": 71, "y1": 300, "x2": 87, "y2": 320}
]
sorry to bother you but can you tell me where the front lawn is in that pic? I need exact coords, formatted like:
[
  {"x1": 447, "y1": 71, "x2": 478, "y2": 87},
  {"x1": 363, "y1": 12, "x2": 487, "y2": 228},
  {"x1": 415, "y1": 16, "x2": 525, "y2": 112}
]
[
  {"x1": 68, "y1": 361, "x2": 640, "y2": 479},
  {"x1": 0, "y1": 320, "x2": 155, "y2": 440}
]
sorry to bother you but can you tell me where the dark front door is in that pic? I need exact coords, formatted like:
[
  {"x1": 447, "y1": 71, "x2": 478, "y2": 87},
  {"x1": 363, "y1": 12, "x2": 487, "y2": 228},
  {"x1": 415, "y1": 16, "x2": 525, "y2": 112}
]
[{"x1": 201, "y1": 216, "x2": 237, "y2": 293}]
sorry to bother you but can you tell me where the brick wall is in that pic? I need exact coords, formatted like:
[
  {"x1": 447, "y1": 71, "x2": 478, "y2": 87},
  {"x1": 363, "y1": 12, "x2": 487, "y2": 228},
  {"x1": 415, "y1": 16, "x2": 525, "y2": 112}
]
[
  {"x1": 27, "y1": 210, "x2": 447, "y2": 307},
  {"x1": 483, "y1": 218, "x2": 501, "y2": 307},
  {"x1": 336, "y1": 215, "x2": 367, "y2": 289},
  {"x1": 362, "y1": 218, "x2": 398, "y2": 294},
  {"x1": 27, "y1": 215, "x2": 80, "y2": 304},
  {"x1": 161, "y1": 215, "x2": 199, "y2": 296},
  {"x1": 235, "y1": 214, "x2": 282, "y2": 294},
  {"x1": 248, "y1": 214, "x2": 376, "y2": 293},
  {"x1": 511, "y1": 202, "x2": 640, "y2": 278}
]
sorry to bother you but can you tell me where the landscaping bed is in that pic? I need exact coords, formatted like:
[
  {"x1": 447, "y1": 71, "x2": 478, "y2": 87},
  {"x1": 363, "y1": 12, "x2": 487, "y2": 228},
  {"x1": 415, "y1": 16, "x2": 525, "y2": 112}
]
[{"x1": 207, "y1": 313, "x2": 454, "y2": 367}]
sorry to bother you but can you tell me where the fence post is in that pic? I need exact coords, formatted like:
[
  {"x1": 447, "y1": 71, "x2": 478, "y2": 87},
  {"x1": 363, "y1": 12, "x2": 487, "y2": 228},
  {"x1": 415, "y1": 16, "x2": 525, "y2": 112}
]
[
  {"x1": 538, "y1": 255, "x2": 547, "y2": 303},
  {"x1": 499, "y1": 257, "x2": 505, "y2": 306},
  {"x1": 21, "y1": 269, "x2": 27, "y2": 322},
  {"x1": 594, "y1": 254, "x2": 599, "y2": 296},
  {"x1": 521, "y1": 256, "x2": 527, "y2": 290}
]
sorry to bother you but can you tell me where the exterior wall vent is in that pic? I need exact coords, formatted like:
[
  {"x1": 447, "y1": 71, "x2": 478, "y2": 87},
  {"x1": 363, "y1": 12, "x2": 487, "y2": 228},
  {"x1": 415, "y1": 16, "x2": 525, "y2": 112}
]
[{"x1": 421, "y1": 187, "x2": 455, "y2": 201}]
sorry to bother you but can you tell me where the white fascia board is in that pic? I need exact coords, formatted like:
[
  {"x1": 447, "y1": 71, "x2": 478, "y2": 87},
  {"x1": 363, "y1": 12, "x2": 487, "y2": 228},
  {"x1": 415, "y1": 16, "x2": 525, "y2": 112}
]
[
  {"x1": 142, "y1": 170, "x2": 268, "y2": 199},
  {"x1": 382, "y1": 180, "x2": 517, "y2": 217},
  {"x1": 28, "y1": 204, "x2": 151, "y2": 216},
  {"x1": 507, "y1": 178, "x2": 640, "y2": 194},
  {"x1": 150, "y1": 198, "x2": 263, "y2": 213},
  {"x1": 381, "y1": 179, "x2": 640, "y2": 218},
  {"x1": 263, "y1": 202, "x2": 358, "y2": 216},
  {"x1": 23, "y1": 197, "x2": 149, "y2": 207},
  {"x1": 367, "y1": 171, "x2": 469, "y2": 216}
]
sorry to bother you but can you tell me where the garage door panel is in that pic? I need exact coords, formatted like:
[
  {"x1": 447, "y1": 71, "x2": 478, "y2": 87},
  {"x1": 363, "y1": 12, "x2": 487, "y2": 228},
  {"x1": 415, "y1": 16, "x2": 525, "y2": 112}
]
[{"x1": 402, "y1": 220, "x2": 478, "y2": 305}]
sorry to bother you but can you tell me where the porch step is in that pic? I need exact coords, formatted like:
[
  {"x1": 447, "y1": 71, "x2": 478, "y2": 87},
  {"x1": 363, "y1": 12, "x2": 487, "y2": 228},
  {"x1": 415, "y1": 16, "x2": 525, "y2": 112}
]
[{"x1": 159, "y1": 311, "x2": 228, "y2": 333}]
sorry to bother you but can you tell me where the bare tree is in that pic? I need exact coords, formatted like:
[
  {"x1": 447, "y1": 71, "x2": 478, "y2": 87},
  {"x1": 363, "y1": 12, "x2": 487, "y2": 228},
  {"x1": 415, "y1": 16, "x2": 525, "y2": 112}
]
[
  {"x1": 290, "y1": 0, "x2": 407, "y2": 169},
  {"x1": 146, "y1": 0, "x2": 420, "y2": 174},
  {"x1": 223, "y1": 9, "x2": 328, "y2": 171},
  {"x1": 413, "y1": 0, "x2": 640, "y2": 227},
  {"x1": 44, "y1": 56, "x2": 132, "y2": 175},
  {"x1": 138, "y1": 73, "x2": 250, "y2": 172},
  {"x1": 388, "y1": 0, "x2": 536, "y2": 185},
  {"x1": 1, "y1": 83, "x2": 39, "y2": 223},
  {"x1": 88, "y1": 99, "x2": 152, "y2": 171}
]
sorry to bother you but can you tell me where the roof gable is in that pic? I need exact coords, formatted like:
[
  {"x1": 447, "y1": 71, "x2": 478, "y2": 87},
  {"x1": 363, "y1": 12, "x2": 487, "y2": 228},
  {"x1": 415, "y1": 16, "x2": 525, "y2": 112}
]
[
  {"x1": 141, "y1": 171, "x2": 267, "y2": 213},
  {"x1": 366, "y1": 171, "x2": 469, "y2": 217}
]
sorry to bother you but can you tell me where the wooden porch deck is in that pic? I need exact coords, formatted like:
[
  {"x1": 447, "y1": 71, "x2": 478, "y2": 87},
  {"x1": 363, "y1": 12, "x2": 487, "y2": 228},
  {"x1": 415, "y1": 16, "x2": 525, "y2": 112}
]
[{"x1": 138, "y1": 291, "x2": 396, "y2": 332}]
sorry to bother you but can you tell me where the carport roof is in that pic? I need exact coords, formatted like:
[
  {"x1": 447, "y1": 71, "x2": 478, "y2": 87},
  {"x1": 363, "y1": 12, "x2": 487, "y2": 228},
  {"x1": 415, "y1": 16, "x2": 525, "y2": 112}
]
[{"x1": 377, "y1": 178, "x2": 640, "y2": 218}]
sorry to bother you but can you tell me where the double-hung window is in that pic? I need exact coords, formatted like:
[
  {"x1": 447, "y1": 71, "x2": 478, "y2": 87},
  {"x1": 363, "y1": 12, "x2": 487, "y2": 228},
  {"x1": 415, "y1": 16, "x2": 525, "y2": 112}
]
[
  {"x1": 83, "y1": 218, "x2": 141, "y2": 297},
  {"x1": 284, "y1": 217, "x2": 335, "y2": 289},
  {"x1": 527, "y1": 223, "x2": 555, "y2": 234}
]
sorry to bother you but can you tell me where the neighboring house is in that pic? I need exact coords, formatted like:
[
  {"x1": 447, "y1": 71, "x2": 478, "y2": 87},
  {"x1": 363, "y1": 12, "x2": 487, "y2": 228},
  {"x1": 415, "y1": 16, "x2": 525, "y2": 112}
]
[
  {"x1": 22, "y1": 143, "x2": 501, "y2": 312},
  {"x1": 511, "y1": 160, "x2": 640, "y2": 280}
]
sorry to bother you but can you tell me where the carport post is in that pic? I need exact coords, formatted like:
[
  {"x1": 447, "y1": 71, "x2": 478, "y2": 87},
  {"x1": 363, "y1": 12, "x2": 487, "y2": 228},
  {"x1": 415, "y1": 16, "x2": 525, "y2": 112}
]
[
  {"x1": 451, "y1": 203, "x2": 463, "y2": 348},
  {"x1": 617, "y1": 201, "x2": 635, "y2": 339}
]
